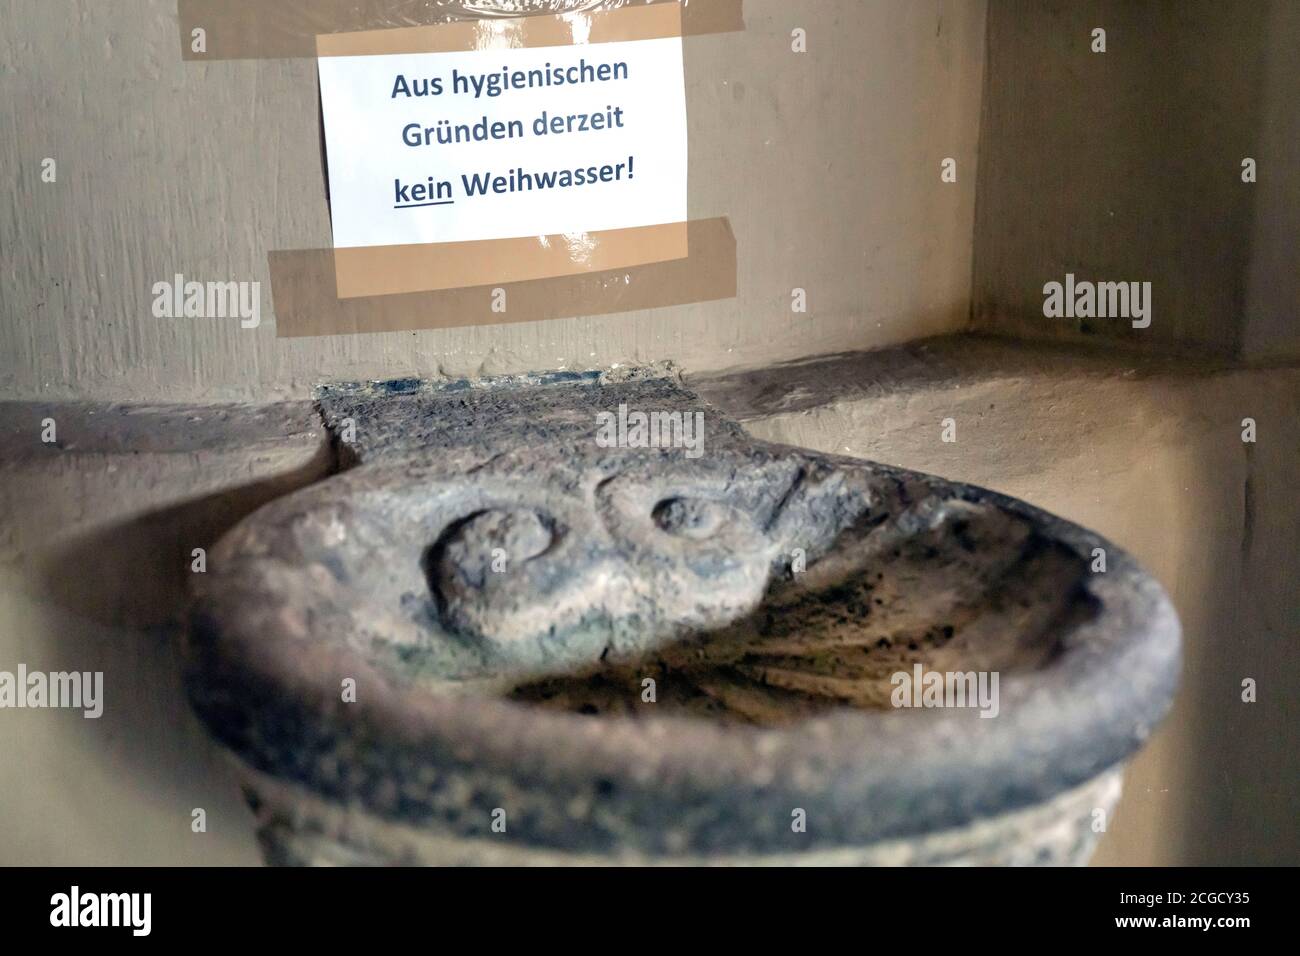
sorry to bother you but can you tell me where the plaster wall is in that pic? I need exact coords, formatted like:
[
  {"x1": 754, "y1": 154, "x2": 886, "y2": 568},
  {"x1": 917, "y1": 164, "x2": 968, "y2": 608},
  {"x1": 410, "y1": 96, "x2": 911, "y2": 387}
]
[{"x1": 972, "y1": 0, "x2": 1299, "y2": 360}]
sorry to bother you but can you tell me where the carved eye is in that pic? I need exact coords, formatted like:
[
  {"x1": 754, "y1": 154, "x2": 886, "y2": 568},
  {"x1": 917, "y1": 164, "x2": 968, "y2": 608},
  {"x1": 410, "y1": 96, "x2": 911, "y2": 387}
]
[{"x1": 652, "y1": 497, "x2": 731, "y2": 540}]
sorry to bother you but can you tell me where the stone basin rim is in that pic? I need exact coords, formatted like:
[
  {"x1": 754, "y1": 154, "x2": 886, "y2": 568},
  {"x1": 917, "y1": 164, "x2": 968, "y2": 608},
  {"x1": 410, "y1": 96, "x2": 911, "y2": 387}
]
[{"x1": 186, "y1": 460, "x2": 1181, "y2": 851}]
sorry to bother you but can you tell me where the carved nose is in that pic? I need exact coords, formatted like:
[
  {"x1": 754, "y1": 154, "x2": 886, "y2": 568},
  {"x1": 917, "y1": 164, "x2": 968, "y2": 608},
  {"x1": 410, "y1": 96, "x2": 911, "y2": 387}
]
[
  {"x1": 427, "y1": 506, "x2": 594, "y2": 656},
  {"x1": 436, "y1": 508, "x2": 553, "y2": 589}
]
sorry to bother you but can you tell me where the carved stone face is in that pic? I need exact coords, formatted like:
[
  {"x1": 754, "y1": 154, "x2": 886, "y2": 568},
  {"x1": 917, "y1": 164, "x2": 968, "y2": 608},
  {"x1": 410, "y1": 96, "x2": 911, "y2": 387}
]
[
  {"x1": 218, "y1": 449, "x2": 1088, "y2": 720},
  {"x1": 184, "y1": 375, "x2": 1180, "y2": 864},
  {"x1": 195, "y1": 449, "x2": 870, "y2": 681}
]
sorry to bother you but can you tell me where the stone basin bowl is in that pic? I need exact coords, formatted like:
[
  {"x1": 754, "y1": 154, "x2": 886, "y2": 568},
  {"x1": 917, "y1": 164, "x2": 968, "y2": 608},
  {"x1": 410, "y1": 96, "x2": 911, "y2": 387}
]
[{"x1": 184, "y1": 374, "x2": 1180, "y2": 865}]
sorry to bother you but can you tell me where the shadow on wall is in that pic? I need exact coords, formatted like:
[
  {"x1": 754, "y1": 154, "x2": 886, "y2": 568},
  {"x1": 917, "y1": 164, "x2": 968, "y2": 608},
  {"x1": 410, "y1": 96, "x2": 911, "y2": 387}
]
[
  {"x1": 32, "y1": 456, "x2": 334, "y2": 629},
  {"x1": 0, "y1": 401, "x2": 334, "y2": 865},
  {"x1": 32, "y1": 437, "x2": 336, "y2": 790}
]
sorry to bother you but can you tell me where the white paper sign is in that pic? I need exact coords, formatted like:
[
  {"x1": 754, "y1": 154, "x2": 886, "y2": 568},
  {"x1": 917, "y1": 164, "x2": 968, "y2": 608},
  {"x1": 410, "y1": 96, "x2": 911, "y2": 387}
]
[{"x1": 317, "y1": 30, "x2": 688, "y2": 251}]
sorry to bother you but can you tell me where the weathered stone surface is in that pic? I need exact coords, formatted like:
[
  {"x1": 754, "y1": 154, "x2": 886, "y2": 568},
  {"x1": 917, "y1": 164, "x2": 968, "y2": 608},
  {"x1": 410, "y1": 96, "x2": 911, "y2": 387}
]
[{"x1": 185, "y1": 370, "x2": 1180, "y2": 864}]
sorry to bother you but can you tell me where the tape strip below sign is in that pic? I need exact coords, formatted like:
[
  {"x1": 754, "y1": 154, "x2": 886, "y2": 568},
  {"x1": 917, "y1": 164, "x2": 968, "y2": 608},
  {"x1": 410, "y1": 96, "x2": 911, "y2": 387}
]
[
  {"x1": 317, "y1": 3, "x2": 689, "y2": 299},
  {"x1": 270, "y1": 217, "x2": 735, "y2": 338}
]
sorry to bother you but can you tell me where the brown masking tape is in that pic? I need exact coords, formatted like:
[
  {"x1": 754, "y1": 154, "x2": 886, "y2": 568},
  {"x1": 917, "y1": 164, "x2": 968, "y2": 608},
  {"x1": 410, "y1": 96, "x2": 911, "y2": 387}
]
[
  {"x1": 270, "y1": 217, "x2": 735, "y2": 338},
  {"x1": 319, "y1": 1, "x2": 681, "y2": 56},
  {"x1": 336, "y1": 222, "x2": 689, "y2": 298},
  {"x1": 177, "y1": 0, "x2": 744, "y2": 61}
]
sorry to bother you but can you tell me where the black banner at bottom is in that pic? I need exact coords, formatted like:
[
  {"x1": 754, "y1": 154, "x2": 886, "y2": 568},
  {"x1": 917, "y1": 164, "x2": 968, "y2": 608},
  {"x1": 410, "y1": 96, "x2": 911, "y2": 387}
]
[{"x1": 0, "y1": 866, "x2": 1280, "y2": 942}]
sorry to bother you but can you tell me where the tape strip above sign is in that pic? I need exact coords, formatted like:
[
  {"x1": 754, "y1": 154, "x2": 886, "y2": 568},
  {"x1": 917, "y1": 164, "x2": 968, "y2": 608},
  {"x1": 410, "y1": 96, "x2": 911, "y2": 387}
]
[
  {"x1": 177, "y1": 0, "x2": 744, "y2": 60},
  {"x1": 316, "y1": 2, "x2": 684, "y2": 56}
]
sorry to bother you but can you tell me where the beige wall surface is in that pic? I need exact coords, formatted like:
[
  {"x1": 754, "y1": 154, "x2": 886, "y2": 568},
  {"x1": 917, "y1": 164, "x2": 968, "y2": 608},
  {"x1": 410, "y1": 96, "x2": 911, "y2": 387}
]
[
  {"x1": 0, "y1": 0, "x2": 986, "y2": 403},
  {"x1": 972, "y1": 0, "x2": 1297, "y2": 359},
  {"x1": 1243, "y1": 0, "x2": 1300, "y2": 360}
]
